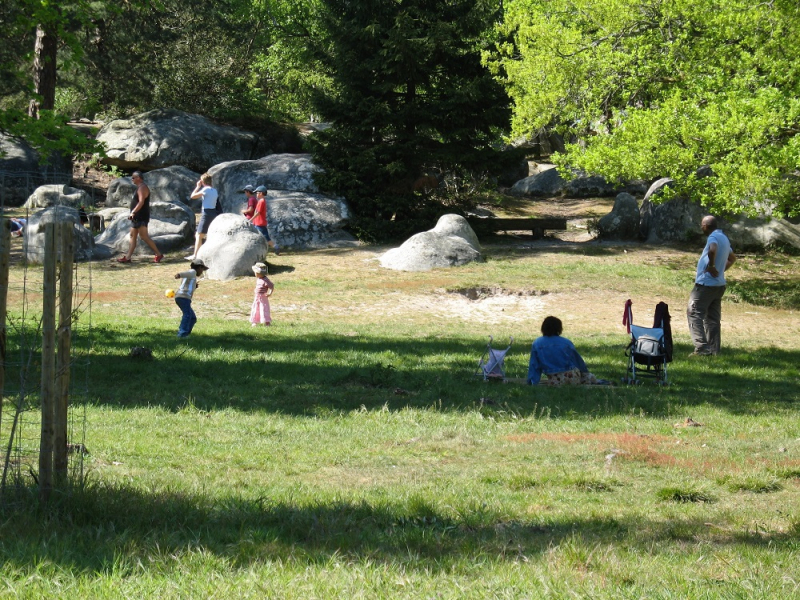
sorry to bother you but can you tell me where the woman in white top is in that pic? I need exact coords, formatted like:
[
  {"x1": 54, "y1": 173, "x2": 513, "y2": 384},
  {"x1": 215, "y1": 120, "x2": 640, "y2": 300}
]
[{"x1": 187, "y1": 172, "x2": 219, "y2": 261}]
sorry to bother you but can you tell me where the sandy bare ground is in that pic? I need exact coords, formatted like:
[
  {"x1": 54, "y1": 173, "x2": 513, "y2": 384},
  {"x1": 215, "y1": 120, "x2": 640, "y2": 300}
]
[
  {"x1": 8, "y1": 231, "x2": 798, "y2": 350},
  {"x1": 281, "y1": 290, "x2": 550, "y2": 325},
  {"x1": 234, "y1": 240, "x2": 798, "y2": 350}
]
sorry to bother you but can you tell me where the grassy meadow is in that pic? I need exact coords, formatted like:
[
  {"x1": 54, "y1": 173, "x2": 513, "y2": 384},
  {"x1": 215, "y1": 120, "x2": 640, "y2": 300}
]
[{"x1": 1, "y1": 235, "x2": 799, "y2": 599}]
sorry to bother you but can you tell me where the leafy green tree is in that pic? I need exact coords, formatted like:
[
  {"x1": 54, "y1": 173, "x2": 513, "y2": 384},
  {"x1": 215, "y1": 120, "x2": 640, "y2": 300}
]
[
  {"x1": 247, "y1": 0, "x2": 332, "y2": 121},
  {"x1": 65, "y1": 0, "x2": 258, "y2": 119},
  {"x1": 52, "y1": 0, "x2": 321, "y2": 125},
  {"x1": 490, "y1": 0, "x2": 800, "y2": 217},
  {"x1": 0, "y1": 0, "x2": 30, "y2": 102},
  {"x1": 308, "y1": 0, "x2": 513, "y2": 239},
  {"x1": 0, "y1": 0, "x2": 105, "y2": 158},
  {"x1": 2, "y1": 0, "x2": 290, "y2": 158},
  {"x1": 18, "y1": 0, "x2": 135, "y2": 117}
]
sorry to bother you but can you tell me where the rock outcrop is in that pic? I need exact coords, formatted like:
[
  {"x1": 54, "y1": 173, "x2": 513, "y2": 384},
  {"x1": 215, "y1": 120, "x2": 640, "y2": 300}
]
[
  {"x1": 96, "y1": 109, "x2": 276, "y2": 172},
  {"x1": 106, "y1": 166, "x2": 200, "y2": 210},
  {"x1": 23, "y1": 207, "x2": 95, "y2": 263},
  {"x1": 511, "y1": 167, "x2": 616, "y2": 198},
  {"x1": 23, "y1": 184, "x2": 92, "y2": 210},
  {"x1": 597, "y1": 193, "x2": 640, "y2": 240},
  {"x1": 510, "y1": 168, "x2": 566, "y2": 197},
  {"x1": 726, "y1": 216, "x2": 800, "y2": 249},
  {"x1": 380, "y1": 214, "x2": 482, "y2": 271},
  {"x1": 208, "y1": 153, "x2": 320, "y2": 212},
  {"x1": 94, "y1": 200, "x2": 195, "y2": 256},
  {"x1": 208, "y1": 154, "x2": 355, "y2": 249},
  {"x1": 0, "y1": 134, "x2": 72, "y2": 206},
  {"x1": 194, "y1": 213, "x2": 270, "y2": 281}
]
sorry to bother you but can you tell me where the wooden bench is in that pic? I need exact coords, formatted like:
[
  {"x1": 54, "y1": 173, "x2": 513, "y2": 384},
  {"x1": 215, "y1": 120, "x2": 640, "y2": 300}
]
[{"x1": 467, "y1": 217, "x2": 567, "y2": 239}]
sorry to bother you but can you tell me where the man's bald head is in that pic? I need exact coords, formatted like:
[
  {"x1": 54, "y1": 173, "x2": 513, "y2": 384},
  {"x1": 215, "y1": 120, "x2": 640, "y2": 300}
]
[{"x1": 701, "y1": 215, "x2": 718, "y2": 234}]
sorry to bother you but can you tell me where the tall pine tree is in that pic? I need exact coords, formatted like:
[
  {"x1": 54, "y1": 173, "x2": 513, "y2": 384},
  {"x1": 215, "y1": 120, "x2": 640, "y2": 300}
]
[{"x1": 308, "y1": 0, "x2": 512, "y2": 239}]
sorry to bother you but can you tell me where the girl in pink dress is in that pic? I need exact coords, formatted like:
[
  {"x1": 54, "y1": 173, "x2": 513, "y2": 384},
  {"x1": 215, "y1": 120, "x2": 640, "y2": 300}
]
[{"x1": 249, "y1": 262, "x2": 274, "y2": 326}]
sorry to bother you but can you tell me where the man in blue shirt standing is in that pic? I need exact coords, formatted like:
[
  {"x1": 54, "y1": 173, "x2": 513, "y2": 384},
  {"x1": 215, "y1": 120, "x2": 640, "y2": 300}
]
[{"x1": 687, "y1": 215, "x2": 736, "y2": 356}]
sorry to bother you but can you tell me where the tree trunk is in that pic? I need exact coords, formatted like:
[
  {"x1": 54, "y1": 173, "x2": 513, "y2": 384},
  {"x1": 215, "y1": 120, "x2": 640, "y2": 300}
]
[
  {"x1": 91, "y1": 18, "x2": 115, "y2": 107},
  {"x1": 29, "y1": 23, "x2": 58, "y2": 118}
]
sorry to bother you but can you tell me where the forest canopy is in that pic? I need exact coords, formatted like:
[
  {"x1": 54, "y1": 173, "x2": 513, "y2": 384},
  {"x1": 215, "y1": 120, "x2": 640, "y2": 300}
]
[
  {"x1": 0, "y1": 0, "x2": 326, "y2": 138},
  {"x1": 1, "y1": 0, "x2": 799, "y2": 222}
]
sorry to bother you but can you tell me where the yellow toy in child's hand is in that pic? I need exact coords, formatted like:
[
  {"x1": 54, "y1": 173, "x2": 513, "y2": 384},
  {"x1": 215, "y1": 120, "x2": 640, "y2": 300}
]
[{"x1": 165, "y1": 289, "x2": 175, "y2": 298}]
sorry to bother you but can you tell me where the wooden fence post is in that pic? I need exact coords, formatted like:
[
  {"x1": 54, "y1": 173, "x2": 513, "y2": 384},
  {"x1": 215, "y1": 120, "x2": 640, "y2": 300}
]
[
  {"x1": 0, "y1": 221, "x2": 9, "y2": 439},
  {"x1": 54, "y1": 223, "x2": 73, "y2": 486},
  {"x1": 39, "y1": 223, "x2": 57, "y2": 502}
]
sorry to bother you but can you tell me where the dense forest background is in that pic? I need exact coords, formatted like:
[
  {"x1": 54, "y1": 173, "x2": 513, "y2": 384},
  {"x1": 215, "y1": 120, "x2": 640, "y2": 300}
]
[{"x1": 1, "y1": 0, "x2": 798, "y2": 236}]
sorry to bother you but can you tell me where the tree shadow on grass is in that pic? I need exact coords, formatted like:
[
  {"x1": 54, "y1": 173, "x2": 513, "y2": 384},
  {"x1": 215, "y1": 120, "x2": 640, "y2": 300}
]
[
  {"x1": 0, "y1": 482, "x2": 795, "y2": 576},
  {"x1": 727, "y1": 278, "x2": 800, "y2": 310},
  {"x1": 18, "y1": 325, "x2": 797, "y2": 416}
]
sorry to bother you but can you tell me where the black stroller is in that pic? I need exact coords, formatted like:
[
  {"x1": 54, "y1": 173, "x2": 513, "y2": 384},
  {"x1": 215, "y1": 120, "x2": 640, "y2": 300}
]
[{"x1": 622, "y1": 300, "x2": 672, "y2": 385}]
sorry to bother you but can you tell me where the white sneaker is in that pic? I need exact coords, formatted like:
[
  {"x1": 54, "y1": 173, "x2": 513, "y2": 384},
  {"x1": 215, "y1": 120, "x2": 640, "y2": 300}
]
[{"x1": 184, "y1": 255, "x2": 196, "y2": 261}]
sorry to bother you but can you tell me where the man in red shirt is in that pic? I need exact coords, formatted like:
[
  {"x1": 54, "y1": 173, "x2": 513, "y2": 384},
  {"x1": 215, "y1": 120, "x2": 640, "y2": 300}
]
[{"x1": 240, "y1": 184, "x2": 257, "y2": 220}]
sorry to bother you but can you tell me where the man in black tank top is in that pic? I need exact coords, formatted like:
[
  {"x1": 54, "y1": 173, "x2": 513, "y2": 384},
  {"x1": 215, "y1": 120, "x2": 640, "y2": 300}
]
[{"x1": 117, "y1": 171, "x2": 164, "y2": 263}]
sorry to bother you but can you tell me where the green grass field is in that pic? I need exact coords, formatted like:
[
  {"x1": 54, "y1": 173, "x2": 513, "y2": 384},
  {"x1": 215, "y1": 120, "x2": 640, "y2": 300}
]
[{"x1": 1, "y1": 239, "x2": 798, "y2": 598}]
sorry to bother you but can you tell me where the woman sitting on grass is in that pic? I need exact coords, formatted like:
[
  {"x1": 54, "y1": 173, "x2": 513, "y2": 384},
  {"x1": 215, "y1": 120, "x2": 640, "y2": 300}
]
[{"x1": 527, "y1": 316, "x2": 603, "y2": 385}]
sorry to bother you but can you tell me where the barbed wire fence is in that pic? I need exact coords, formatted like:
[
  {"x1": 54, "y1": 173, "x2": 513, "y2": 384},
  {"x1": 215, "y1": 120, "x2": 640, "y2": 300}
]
[{"x1": 0, "y1": 167, "x2": 96, "y2": 507}]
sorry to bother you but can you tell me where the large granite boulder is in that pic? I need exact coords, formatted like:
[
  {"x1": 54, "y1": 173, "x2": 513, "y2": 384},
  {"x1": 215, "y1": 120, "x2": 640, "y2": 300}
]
[
  {"x1": 641, "y1": 199, "x2": 800, "y2": 250},
  {"x1": 266, "y1": 190, "x2": 355, "y2": 249},
  {"x1": 641, "y1": 197, "x2": 706, "y2": 243},
  {"x1": 565, "y1": 174, "x2": 616, "y2": 198},
  {"x1": 0, "y1": 134, "x2": 72, "y2": 206},
  {"x1": 96, "y1": 207, "x2": 129, "y2": 225},
  {"x1": 597, "y1": 193, "x2": 640, "y2": 240},
  {"x1": 379, "y1": 214, "x2": 482, "y2": 272},
  {"x1": 106, "y1": 166, "x2": 201, "y2": 210},
  {"x1": 208, "y1": 153, "x2": 320, "y2": 212},
  {"x1": 208, "y1": 154, "x2": 355, "y2": 249},
  {"x1": 725, "y1": 216, "x2": 800, "y2": 250},
  {"x1": 24, "y1": 184, "x2": 92, "y2": 210},
  {"x1": 638, "y1": 173, "x2": 800, "y2": 249},
  {"x1": 510, "y1": 131, "x2": 566, "y2": 156},
  {"x1": 511, "y1": 166, "x2": 616, "y2": 198},
  {"x1": 195, "y1": 213, "x2": 269, "y2": 281},
  {"x1": 638, "y1": 177, "x2": 708, "y2": 243},
  {"x1": 23, "y1": 207, "x2": 95, "y2": 263},
  {"x1": 96, "y1": 109, "x2": 275, "y2": 172},
  {"x1": 94, "y1": 200, "x2": 195, "y2": 256},
  {"x1": 510, "y1": 168, "x2": 566, "y2": 197},
  {"x1": 640, "y1": 177, "x2": 672, "y2": 240}
]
